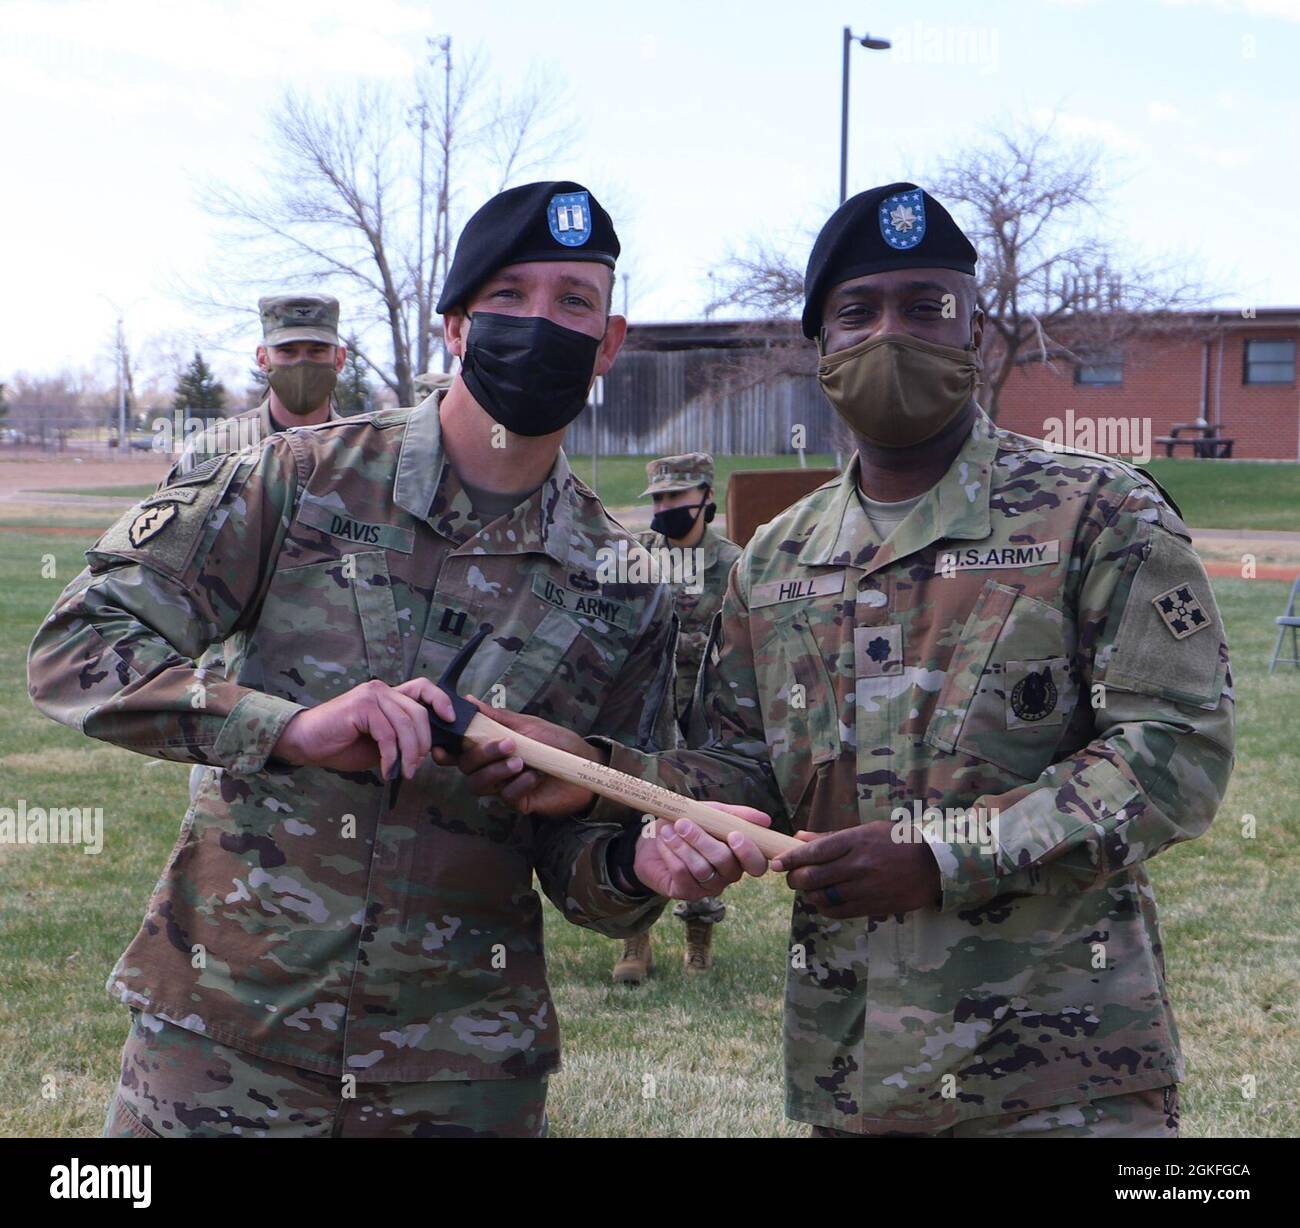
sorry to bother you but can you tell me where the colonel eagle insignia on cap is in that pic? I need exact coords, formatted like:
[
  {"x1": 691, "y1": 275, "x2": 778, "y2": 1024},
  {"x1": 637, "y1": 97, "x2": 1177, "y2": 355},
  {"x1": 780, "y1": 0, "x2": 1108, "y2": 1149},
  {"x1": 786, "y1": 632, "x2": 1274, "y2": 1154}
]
[
  {"x1": 548, "y1": 191, "x2": 592, "y2": 247},
  {"x1": 879, "y1": 188, "x2": 926, "y2": 250}
]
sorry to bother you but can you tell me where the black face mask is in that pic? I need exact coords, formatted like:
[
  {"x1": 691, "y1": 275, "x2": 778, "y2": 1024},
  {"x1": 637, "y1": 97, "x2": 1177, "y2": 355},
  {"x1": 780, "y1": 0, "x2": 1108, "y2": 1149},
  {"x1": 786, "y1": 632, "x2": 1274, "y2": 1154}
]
[
  {"x1": 650, "y1": 500, "x2": 714, "y2": 540},
  {"x1": 460, "y1": 312, "x2": 601, "y2": 437}
]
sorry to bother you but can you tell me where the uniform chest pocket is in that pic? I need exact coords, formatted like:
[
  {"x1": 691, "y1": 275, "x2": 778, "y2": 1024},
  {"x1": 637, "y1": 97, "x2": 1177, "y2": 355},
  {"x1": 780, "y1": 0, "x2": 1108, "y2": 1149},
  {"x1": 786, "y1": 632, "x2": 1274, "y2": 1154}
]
[
  {"x1": 755, "y1": 610, "x2": 844, "y2": 804},
  {"x1": 924, "y1": 579, "x2": 1078, "y2": 781},
  {"x1": 491, "y1": 607, "x2": 633, "y2": 736},
  {"x1": 249, "y1": 550, "x2": 403, "y2": 703}
]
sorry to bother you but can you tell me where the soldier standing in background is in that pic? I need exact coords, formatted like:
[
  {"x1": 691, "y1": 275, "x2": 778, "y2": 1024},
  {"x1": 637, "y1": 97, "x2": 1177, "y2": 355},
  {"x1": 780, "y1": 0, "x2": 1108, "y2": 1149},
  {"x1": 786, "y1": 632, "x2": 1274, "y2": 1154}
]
[
  {"x1": 170, "y1": 293, "x2": 346, "y2": 477},
  {"x1": 613, "y1": 453, "x2": 741, "y2": 984},
  {"x1": 452, "y1": 182, "x2": 1235, "y2": 1138},
  {"x1": 29, "y1": 180, "x2": 767, "y2": 1138}
]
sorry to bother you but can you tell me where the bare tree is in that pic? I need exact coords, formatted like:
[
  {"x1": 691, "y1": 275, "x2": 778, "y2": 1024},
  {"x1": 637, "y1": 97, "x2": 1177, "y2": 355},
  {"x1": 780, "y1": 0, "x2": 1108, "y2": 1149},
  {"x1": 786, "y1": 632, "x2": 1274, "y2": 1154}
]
[
  {"x1": 932, "y1": 123, "x2": 1207, "y2": 418},
  {"x1": 700, "y1": 239, "x2": 820, "y2": 410},
  {"x1": 198, "y1": 44, "x2": 575, "y2": 406},
  {"x1": 707, "y1": 241, "x2": 806, "y2": 319},
  {"x1": 705, "y1": 122, "x2": 1208, "y2": 420}
]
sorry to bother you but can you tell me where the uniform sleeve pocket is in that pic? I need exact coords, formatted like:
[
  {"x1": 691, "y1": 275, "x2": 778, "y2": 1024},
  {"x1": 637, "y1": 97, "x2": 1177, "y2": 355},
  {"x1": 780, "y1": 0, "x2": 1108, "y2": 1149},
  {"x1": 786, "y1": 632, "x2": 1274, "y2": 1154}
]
[{"x1": 1101, "y1": 528, "x2": 1226, "y2": 709}]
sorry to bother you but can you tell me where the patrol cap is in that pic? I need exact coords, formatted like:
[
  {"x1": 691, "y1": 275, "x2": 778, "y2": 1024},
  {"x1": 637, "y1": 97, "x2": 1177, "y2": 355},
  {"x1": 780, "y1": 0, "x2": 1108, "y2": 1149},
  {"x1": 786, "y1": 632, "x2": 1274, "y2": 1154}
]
[
  {"x1": 259, "y1": 294, "x2": 340, "y2": 346},
  {"x1": 436, "y1": 180, "x2": 619, "y2": 316},
  {"x1": 801, "y1": 182, "x2": 977, "y2": 338},
  {"x1": 641, "y1": 452, "x2": 715, "y2": 497}
]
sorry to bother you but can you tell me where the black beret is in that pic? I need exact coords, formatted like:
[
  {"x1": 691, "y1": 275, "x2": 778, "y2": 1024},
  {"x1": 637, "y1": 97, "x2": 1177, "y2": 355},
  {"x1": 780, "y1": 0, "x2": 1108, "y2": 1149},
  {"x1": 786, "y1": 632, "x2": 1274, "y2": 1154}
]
[
  {"x1": 436, "y1": 180, "x2": 619, "y2": 315},
  {"x1": 801, "y1": 182, "x2": 977, "y2": 338}
]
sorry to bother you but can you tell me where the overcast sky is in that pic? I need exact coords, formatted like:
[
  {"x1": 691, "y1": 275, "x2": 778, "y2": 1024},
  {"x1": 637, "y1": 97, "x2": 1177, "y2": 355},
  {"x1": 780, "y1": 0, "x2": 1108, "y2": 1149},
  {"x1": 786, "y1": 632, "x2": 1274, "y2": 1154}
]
[{"x1": 3, "y1": 0, "x2": 1297, "y2": 389}]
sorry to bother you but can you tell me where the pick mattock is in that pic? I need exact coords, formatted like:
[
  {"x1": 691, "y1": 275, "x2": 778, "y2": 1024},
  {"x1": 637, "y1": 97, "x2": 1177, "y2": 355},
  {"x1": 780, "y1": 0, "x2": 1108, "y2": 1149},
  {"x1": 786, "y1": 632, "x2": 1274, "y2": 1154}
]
[{"x1": 405, "y1": 623, "x2": 802, "y2": 862}]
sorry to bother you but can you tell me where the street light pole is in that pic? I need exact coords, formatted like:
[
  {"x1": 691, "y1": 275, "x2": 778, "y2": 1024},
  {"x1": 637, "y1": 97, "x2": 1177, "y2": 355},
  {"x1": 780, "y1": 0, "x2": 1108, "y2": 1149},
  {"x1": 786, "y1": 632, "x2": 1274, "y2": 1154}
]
[
  {"x1": 839, "y1": 26, "x2": 892, "y2": 205},
  {"x1": 98, "y1": 292, "x2": 141, "y2": 458},
  {"x1": 840, "y1": 27, "x2": 852, "y2": 207},
  {"x1": 115, "y1": 317, "x2": 127, "y2": 460}
]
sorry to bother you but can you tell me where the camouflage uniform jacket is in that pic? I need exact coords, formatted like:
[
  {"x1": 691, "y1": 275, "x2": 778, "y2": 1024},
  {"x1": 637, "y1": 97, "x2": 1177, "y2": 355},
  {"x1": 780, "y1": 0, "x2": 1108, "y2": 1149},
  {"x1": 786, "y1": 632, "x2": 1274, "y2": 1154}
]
[
  {"x1": 163, "y1": 399, "x2": 345, "y2": 741},
  {"x1": 591, "y1": 409, "x2": 1234, "y2": 1133},
  {"x1": 28, "y1": 394, "x2": 678, "y2": 1082},
  {"x1": 634, "y1": 522, "x2": 741, "y2": 725},
  {"x1": 168, "y1": 396, "x2": 344, "y2": 479}
]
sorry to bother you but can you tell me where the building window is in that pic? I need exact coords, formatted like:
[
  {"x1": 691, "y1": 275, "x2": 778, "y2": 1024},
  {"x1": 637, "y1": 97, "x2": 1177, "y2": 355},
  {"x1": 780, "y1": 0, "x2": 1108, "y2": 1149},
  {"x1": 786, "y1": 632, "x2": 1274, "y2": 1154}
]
[
  {"x1": 1075, "y1": 354, "x2": 1124, "y2": 385},
  {"x1": 1244, "y1": 338, "x2": 1295, "y2": 385}
]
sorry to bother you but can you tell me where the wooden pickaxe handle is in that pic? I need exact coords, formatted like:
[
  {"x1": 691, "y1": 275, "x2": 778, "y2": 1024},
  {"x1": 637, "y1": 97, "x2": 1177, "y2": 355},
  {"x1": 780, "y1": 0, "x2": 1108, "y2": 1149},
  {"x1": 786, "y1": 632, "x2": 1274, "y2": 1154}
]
[{"x1": 462, "y1": 710, "x2": 802, "y2": 861}]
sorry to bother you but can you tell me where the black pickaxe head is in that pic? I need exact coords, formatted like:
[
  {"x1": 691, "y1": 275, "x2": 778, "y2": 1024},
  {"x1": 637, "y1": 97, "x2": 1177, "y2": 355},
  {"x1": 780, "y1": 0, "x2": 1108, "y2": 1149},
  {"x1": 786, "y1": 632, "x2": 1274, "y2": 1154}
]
[{"x1": 425, "y1": 622, "x2": 493, "y2": 754}]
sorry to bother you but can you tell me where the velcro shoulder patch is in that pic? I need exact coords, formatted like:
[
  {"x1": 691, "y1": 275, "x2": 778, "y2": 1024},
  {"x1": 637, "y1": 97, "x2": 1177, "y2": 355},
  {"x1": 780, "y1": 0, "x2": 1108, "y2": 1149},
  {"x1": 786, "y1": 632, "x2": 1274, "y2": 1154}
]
[
  {"x1": 167, "y1": 453, "x2": 227, "y2": 487},
  {"x1": 88, "y1": 453, "x2": 242, "y2": 580},
  {"x1": 1102, "y1": 526, "x2": 1226, "y2": 708}
]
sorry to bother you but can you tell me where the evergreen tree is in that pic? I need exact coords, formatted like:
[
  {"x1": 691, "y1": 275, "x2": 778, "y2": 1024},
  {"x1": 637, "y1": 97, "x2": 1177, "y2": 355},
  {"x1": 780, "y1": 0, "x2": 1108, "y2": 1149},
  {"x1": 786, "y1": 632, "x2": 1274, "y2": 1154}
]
[
  {"x1": 173, "y1": 351, "x2": 226, "y2": 412},
  {"x1": 333, "y1": 341, "x2": 374, "y2": 417}
]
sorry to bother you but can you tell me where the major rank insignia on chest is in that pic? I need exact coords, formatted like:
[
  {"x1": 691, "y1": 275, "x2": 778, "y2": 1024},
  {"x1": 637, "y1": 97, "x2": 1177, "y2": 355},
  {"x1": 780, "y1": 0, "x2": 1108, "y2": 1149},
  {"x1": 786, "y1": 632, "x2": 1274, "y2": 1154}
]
[{"x1": 1152, "y1": 584, "x2": 1210, "y2": 639}]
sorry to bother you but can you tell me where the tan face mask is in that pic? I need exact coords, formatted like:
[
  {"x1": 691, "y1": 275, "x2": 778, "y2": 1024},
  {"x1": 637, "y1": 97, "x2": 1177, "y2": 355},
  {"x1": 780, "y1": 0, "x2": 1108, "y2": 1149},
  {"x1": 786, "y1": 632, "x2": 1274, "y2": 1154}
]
[
  {"x1": 267, "y1": 360, "x2": 338, "y2": 416},
  {"x1": 817, "y1": 332, "x2": 980, "y2": 448}
]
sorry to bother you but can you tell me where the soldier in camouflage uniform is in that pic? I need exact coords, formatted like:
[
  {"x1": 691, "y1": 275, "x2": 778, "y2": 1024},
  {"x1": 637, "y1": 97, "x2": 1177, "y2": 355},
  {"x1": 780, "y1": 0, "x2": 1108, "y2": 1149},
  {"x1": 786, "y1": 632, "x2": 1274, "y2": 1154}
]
[
  {"x1": 613, "y1": 453, "x2": 742, "y2": 982},
  {"x1": 169, "y1": 293, "x2": 347, "y2": 479},
  {"x1": 28, "y1": 181, "x2": 765, "y2": 1138},
  {"x1": 168, "y1": 295, "x2": 349, "y2": 806},
  {"x1": 458, "y1": 184, "x2": 1233, "y2": 1138}
]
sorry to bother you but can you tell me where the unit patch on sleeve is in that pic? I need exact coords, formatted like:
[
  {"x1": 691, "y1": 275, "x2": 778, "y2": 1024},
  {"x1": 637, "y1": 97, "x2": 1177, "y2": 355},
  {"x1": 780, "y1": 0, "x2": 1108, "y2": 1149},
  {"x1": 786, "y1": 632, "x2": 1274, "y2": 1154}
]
[
  {"x1": 127, "y1": 502, "x2": 177, "y2": 547},
  {"x1": 1151, "y1": 584, "x2": 1210, "y2": 640}
]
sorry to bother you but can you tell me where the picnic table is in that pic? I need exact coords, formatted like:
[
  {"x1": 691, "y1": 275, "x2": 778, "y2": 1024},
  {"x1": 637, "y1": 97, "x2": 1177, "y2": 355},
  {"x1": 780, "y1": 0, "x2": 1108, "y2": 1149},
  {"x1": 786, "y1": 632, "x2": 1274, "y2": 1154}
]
[{"x1": 1154, "y1": 423, "x2": 1235, "y2": 458}]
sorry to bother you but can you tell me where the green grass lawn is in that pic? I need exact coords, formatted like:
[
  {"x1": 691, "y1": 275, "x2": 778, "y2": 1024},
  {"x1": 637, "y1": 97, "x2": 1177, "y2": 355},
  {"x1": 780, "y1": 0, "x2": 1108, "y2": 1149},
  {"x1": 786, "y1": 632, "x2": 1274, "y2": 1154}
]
[
  {"x1": 37, "y1": 460, "x2": 840, "y2": 512},
  {"x1": 30, "y1": 455, "x2": 1300, "y2": 535},
  {"x1": 0, "y1": 526, "x2": 1296, "y2": 1137},
  {"x1": 1140, "y1": 459, "x2": 1300, "y2": 532},
  {"x1": 57, "y1": 485, "x2": 158, "y2": 499}
]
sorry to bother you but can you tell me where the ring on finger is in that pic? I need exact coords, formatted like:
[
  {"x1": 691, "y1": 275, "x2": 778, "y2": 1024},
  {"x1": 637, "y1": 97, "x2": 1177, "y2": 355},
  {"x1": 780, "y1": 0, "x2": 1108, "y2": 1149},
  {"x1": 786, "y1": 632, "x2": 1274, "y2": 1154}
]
[{"x1": 824, "y1": 885, "x2": 843, "y2": 906}]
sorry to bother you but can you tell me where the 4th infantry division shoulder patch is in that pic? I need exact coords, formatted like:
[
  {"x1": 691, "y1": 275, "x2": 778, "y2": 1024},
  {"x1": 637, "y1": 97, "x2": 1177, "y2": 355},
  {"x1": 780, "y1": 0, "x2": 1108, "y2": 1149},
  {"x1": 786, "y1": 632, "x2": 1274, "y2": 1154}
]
[
  {"x1": 1152, "y1": 583, "x2": 1210, "y2": 639},
  {"x1": 128, "y1": 502, "x2": 177, "y2": 547}
]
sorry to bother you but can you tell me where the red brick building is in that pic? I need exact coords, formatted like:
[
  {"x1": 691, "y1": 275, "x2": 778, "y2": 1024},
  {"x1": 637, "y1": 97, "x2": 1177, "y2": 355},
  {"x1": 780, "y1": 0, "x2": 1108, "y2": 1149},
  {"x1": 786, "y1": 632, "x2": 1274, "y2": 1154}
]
[
  {"x1": 611, "y1": 311, "x2": 1299, "y2": 462},
  {"x1": 994, "y1": 309, "x2": 1300, "y2": 461}
]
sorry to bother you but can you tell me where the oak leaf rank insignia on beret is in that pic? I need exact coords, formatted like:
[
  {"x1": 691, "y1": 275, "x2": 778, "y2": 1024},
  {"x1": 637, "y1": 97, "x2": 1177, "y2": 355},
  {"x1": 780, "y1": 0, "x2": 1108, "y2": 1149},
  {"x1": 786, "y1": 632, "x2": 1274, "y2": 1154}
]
[{"x1": 879, "y1": 188, "x2": 926, "y2": 250}]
